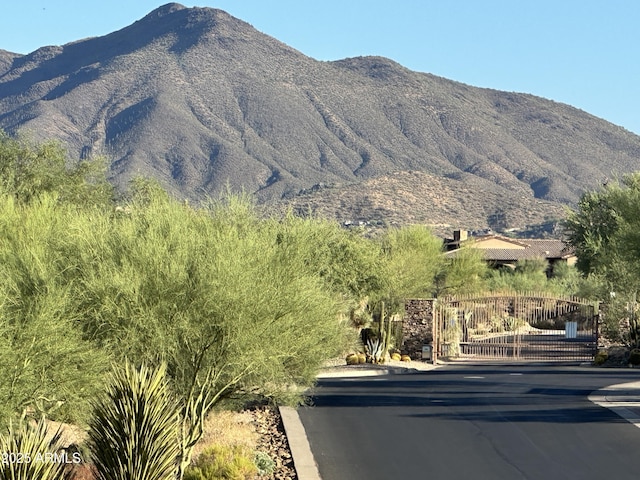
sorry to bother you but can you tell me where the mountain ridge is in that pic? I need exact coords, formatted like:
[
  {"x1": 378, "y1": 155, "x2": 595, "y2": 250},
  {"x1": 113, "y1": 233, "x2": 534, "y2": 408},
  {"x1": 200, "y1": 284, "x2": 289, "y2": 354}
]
[{"x1": 1, "y1": 3, "x2": 639, "y2": 234}]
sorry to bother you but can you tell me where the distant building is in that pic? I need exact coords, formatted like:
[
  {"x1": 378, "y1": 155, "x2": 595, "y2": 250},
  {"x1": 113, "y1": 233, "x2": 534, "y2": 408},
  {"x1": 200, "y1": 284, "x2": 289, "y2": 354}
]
[{"x1": 444, "y1": 230, "x2": 576, "y2": 272}]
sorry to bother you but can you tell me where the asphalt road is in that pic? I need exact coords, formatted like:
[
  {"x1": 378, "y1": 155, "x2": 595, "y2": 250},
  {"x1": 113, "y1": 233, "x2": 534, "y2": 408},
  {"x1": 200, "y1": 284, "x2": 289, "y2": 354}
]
[{"x1": 298, "y1": 364, "x2": 640, "y2": 480}]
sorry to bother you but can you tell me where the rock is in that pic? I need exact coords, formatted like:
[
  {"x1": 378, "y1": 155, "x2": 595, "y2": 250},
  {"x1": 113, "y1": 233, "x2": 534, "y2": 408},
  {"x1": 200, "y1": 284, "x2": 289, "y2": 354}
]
[{"x1": 249, "y1": 405, "x2": 297, "y2": 479}]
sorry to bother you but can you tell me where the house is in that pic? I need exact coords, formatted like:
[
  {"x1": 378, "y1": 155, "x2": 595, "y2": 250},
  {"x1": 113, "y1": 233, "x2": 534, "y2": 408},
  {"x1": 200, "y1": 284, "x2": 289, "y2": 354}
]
[{"x1": 444, "y1": 230, "x2": 577, "y2": 271}]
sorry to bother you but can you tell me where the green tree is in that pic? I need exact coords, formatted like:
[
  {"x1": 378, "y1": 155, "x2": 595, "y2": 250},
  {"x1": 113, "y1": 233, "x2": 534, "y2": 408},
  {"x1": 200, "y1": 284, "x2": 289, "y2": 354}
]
[
  {"x1": 272, "y1": 212, "x2": 388, "y2": 303},
  {"x1": 435, "y1": 246, "x2": 489, "y2": 296},
  {"x1": 380, "y1": 225, "x2": 444, "y2": 303},
  {"x1": 565, "y1": 173, "x2": 640, "y2": 294},
  {"x1": 0, "y1": 131, "x2": 113, "y2": 207},
  {"x1": 564, "y1": 174, "x2": 640, "y2": 343},
  {"x1": 69, "y1": 192, "x2": 353, "y2": 473},
  {"x1": 486, "y1": 258, "x2": 550, "y2": 293},
  {"x1": 0, "y1": 194, "x2": 109, "y2": 428}
]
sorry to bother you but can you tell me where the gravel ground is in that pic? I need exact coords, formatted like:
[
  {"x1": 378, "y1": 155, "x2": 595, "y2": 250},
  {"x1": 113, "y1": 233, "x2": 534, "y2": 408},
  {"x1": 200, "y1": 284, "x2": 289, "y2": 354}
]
[{"x1": 245, "y1": 406, "x2": 297, "y2": 479}]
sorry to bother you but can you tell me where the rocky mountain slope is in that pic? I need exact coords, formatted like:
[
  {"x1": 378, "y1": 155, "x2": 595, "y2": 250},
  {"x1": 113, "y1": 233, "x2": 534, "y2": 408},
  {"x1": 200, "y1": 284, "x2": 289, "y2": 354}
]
[
  {"x1": 1, "y1": 3, "x2": 639, "y2": 233},
  {"x1": 271, "y1": 170, "x2": 567, "y2": 237}
]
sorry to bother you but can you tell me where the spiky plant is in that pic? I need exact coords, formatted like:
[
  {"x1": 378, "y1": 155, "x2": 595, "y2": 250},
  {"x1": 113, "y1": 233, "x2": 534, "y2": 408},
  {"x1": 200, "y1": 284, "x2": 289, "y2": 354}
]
[
  {"x1": 0, "y1": 416, "x2": 69, "y2": 480},
  {"x1": 87, "y1": 362, "x2": 180, "y2": 480}
]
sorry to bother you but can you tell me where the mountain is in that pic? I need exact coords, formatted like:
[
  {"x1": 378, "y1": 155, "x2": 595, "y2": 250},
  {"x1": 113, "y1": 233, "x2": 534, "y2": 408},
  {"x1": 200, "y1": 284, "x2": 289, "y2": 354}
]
[
  {"x1": 1, "y1": 3, "x2": 639, "y2": 233},
  {"x1": 270, "y1": 171, "x2": 567, "y2": 237}
]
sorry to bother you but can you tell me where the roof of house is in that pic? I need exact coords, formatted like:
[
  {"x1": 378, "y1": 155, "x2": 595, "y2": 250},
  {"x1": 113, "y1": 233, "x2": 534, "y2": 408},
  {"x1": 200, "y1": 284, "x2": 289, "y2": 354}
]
[{"x1": 445, "y1": 236, "x2": 575, "y2": 262}]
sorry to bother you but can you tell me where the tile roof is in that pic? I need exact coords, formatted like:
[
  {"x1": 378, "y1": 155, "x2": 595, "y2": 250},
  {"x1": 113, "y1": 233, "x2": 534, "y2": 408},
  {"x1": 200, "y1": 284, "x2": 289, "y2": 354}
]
[{"x1": 445, "y1": 238, "x2": 575, "y2": 262}]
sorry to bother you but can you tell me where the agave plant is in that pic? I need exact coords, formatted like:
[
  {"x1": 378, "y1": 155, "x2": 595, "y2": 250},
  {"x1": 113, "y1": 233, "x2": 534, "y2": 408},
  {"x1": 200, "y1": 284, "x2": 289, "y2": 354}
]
[
  {"x1": 0, "y1": 416, "x2": 69, "y2": 480},
  {"x1": 87, "y1": 362, "x2": 181, "y2": 480},
  {"x1": 365, "y1": 338, "x2": 384, "y2": 363}
]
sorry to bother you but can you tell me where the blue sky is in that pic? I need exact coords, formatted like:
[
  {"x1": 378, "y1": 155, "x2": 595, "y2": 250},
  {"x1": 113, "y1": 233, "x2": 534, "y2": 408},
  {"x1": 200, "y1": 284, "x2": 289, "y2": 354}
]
[{"x1": 2, "y1": 1, "x2": 639, "y2": 135}]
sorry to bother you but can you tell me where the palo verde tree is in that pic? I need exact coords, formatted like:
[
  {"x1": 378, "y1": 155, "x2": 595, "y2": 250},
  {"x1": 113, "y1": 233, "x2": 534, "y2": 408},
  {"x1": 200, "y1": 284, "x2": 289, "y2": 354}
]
[
  {"x1": 380, "y1": 224, "x2": 445, "y2": 305},
  {"x1": 71, "y1": 187, "x2": 353, "y2": 474},
  {"x1": 564, "y1": 173, "x2": 640, "y2": 344},
  {"x1": 0, "y1": 194, "x2": 111, "y2": 428},
  {"x1": 434, "y1": 245, "x2": 489, "y2": 296},
  {"x1": 270, "y1": 212, "x2": 389, "y2": 308},
  {"x1": 0, "y1": 130, "x2": 113, "y2": 207},
  {"x1": 346, "y1": 225, "x2": 445, "y2": 362},
  {"x1": 0, "y1": 130, "x2": 114, "y2": 429}
]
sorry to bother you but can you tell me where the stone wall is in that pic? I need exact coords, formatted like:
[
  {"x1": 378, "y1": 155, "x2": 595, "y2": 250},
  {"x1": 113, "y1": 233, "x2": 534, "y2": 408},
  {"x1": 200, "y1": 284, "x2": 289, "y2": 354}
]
[{"x1": 402, "y1": 299, "x2": 435, "y2": 360}]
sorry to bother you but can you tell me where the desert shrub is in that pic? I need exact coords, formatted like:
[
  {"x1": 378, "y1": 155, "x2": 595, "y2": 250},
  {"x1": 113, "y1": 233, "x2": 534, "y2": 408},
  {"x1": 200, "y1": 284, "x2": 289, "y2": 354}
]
[
  {"x1": 253, "y1": 451, "x2": 275, "y2": 477},
  {"x1": 0, "y1": 131, "x2": 113, "y2": 207},
  {"x1": 0, "y1": 195, "x2": 109, "y2": 428},
  {"x1": 380, "y1": 225, "x2": 444, "y2": 302},
  {"x1": 628, "y1": 349, "x2": 640, "y2": 365},
  {"x1": 183, "y1": 445, "x2": 257, "y2": 480},
  {"x1": 593, "y1": 350, "x2": 609, "y2": 366}
]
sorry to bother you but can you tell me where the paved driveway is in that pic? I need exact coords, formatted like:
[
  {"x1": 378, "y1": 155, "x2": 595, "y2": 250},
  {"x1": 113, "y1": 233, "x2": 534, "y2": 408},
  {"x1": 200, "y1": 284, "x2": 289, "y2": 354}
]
[{"x1": 298, "y1": 364, "x2": 640, "y2": 480}]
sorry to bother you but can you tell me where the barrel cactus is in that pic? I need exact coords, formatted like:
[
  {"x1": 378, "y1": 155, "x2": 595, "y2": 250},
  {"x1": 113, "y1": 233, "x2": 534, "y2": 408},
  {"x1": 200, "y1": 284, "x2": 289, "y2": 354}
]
[{"x1": 346, "y1": 354, "x2": 359, "y2": 365}]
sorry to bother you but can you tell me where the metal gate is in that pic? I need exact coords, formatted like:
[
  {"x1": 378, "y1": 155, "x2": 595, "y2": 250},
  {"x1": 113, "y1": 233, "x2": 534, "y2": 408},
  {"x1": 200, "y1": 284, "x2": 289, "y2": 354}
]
[{"x1": 433, "y1": 293, "x2": 598, "y2": 362}]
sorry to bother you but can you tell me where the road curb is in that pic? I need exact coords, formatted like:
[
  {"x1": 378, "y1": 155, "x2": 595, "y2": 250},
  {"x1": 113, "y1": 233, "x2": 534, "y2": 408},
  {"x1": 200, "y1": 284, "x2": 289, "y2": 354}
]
[
  {"x1": 279, "y1": 406, "x2": 322, "y2": 480},
  {"x1": 588, "y1": 381, "x2": 640, "y2": 429}
]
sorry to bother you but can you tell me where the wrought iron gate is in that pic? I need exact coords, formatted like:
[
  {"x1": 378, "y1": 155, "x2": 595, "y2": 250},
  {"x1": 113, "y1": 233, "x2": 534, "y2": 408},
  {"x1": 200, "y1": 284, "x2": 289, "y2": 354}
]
[{"x1": 433, "y1": 293, "x2": 598, "y2": 362}]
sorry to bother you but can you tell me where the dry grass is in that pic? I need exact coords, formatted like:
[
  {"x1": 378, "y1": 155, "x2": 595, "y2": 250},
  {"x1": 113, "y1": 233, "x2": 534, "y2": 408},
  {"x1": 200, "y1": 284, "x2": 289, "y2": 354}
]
[{"x1": 191, "y1": 409, "x2": 259, "y2": 459}]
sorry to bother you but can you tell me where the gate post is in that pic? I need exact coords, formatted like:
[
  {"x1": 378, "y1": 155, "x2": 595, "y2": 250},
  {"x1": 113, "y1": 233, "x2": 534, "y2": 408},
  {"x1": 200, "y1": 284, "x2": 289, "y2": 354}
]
[
  {"x1": 432, "y1": 299, "x2": 438, "y2": 365},
  {"x1": 403, "y1": 299, "x2": 436, "y2": 361}
]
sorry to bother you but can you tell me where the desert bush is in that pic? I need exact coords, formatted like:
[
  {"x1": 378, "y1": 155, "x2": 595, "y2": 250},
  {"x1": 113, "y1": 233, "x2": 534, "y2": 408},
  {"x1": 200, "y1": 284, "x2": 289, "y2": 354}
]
[
  {"x1": 380, "y1": 225, "x2": 444, "y2": 303},
  {"x1": 628, "y1": 349, "x2": 640, "y2": 366},
  {"x1": 192, "y1": 409, "x2": 257, "y2": 460},
  {"x1": 183, "y1": 445, "x2": 257, "y2": 480},
  {"x1": 593, "y1": 350, "x2": 609, "y2": 366},
  {"x1": 0, "y1": 131, "x2": 113, "y2": 208},
  {"x1": 0, "y1": 195, "x2": 109, "y2": 428},
  {"x1": 253, "y1": 451, "x2": 275, "y2": 477},
  {"x1": 435, "y1": 245, "x2": 489, "y2": 295}
]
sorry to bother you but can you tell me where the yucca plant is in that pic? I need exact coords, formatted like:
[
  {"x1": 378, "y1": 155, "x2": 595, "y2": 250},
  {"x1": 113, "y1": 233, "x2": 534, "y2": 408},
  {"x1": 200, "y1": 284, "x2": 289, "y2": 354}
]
[
  {"x1": 87, "y1": 362, "x2": 181, "y2": 480},
  {"x1": 0, "y1": 416, "x2": 69, "y2": 480}
]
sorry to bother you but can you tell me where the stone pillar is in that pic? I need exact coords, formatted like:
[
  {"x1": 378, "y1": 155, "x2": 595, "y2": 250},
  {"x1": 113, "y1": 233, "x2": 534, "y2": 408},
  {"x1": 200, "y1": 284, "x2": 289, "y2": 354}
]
[{"x1": 403, "y1": 299, "x2": 435, "y2": 360}]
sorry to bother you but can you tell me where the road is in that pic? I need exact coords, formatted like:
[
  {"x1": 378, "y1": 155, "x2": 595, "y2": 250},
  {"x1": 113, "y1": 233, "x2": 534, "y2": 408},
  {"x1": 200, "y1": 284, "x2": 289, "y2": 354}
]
[{"x1": 298, "y1": 364, "x2": 640, "y2": 480}]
